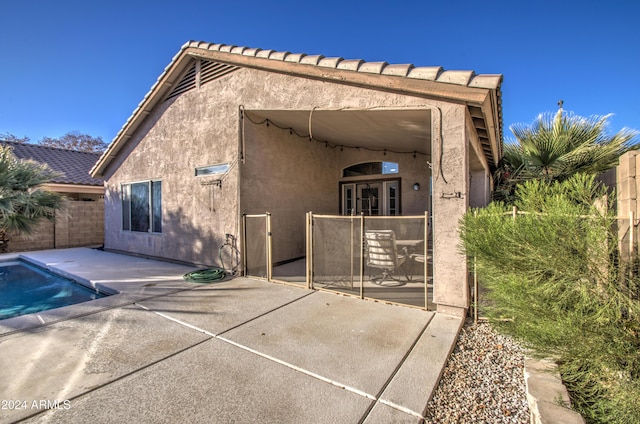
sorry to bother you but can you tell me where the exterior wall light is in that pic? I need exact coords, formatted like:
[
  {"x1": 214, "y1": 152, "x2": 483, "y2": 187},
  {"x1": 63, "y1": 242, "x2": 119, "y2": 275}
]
[{"x1": 413, "y1": 183, "x2": 420, "y2": 191}]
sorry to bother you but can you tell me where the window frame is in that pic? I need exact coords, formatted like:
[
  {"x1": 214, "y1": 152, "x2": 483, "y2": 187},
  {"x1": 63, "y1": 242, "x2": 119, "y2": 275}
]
[
  {"x1": 342, "y1": 161, "x2": 399, "y2": 178},
  {"x1": 121, "y1": 180, "x2": 162, "y2": 233},
  {"x1": 195, "y1": 162, "x2": 230, "y2": 177}
]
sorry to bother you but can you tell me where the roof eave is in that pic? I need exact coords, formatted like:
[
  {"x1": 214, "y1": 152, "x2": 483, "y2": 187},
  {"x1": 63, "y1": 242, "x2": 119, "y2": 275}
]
[
  {"x1": 91, "y1": 42, "x2": 503, "y2": 178},
  {"x1": 187, "y1": 47, "x2": 493, "y2": 104},
  {"x1": 91, "y1": 45, "x2": 195, "y2": 178},
  {"x1": 43, "y1": 183, "x2": 105, "y2": 194}
]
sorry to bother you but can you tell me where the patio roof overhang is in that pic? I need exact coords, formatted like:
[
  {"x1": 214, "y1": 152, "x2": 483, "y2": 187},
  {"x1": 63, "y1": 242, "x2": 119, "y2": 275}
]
[{"x1": 245, "y1": 108, "x2": 432, "y2": 156}]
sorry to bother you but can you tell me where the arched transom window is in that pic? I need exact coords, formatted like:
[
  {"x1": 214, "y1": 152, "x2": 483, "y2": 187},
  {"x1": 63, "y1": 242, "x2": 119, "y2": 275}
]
[{"x1": 342, "y1": 161, "x2": 399, "y2": 178}]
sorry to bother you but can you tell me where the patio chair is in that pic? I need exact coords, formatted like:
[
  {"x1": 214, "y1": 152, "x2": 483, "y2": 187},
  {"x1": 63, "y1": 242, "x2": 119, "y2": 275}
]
[
  {"x1": 408, "y1": 252, "x2": 433, "y2": 284},
  {"x1": 364, "y1": 230, "x2": 408, "y2": 286}
]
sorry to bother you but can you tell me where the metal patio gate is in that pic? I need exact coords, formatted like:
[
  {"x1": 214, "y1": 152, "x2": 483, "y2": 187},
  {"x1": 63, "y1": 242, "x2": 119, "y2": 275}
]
[
  {"x1": 242, "y1": 211, "x2": 432, "y2": 309},
  {"x1": 242, "y1": 213, "x2": 271, "y2": 280},
  {"x1": 308, "y1": 212, "x2": 431, "y2": 309}
]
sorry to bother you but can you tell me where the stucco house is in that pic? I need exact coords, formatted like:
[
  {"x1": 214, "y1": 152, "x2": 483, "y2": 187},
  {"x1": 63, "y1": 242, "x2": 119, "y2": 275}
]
[
  {"x1": 1, "y1": 141, "x2": 105, "y2": 251},
  {"x1": 91, "y1": 41, "x2": 503, "y2": 316}
]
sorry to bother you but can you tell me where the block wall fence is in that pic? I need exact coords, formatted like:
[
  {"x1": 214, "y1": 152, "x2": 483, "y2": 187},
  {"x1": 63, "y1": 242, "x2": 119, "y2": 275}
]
[{"x1": 9, "y1": 199, "x2": 104, "y2": 252}]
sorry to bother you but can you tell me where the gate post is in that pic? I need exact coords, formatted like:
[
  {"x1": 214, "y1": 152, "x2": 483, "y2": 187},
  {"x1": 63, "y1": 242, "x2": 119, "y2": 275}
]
[
  {"x1": 425, "y1": 210, "x2": 429, "y2": 310},
  {"x1": 306, "y1": 212, "x2": 312, "y2": 289},
  {"x1": 242, "y1": 213, "x2": 247, "y2": 276},
  {"x1": 360, "y1": 212, "x2": 365, "y2": 299},
  {"x1": 266, "y1": 212, "x2": 272, "y2": 282}
]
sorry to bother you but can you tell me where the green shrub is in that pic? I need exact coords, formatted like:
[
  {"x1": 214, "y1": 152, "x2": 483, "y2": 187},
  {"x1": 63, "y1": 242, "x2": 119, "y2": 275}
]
[{"x1": 460, "y1": 174, "x2": 640, "y2": 424}]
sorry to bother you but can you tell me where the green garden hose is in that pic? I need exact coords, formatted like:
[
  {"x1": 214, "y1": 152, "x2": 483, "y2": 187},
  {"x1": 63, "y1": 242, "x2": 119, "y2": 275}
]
[{"x1": 182, "y1": 267, "x2": 226, "y2": 283}]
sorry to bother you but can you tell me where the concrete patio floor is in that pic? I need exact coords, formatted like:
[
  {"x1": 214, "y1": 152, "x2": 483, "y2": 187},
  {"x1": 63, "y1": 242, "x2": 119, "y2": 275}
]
[{"x1": 0, "y1": 248, "x2": 462, "y2": 423}]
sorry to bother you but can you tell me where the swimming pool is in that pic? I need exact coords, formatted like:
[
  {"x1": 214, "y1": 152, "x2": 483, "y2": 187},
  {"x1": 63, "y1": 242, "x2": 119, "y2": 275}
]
[{"x1": 0, "y1": 259, "x2": 107, "y2": 320}]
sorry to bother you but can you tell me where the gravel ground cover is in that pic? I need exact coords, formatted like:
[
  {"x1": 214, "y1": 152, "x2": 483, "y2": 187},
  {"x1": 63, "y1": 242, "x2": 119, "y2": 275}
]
[{"x1": 423, "y1": 321, "x2": 530, "y2": 423}]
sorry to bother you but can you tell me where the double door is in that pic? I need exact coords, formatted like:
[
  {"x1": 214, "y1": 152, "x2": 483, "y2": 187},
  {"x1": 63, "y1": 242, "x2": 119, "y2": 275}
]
[{"x1": 342, "y1": 180, "x2": 399, "y2": 216}]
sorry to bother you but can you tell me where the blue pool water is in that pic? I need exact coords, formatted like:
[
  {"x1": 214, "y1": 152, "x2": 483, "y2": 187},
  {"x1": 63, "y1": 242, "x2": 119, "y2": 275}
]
[{"x1": 0, "y1": 260, "x2": 107, "y2": 320}]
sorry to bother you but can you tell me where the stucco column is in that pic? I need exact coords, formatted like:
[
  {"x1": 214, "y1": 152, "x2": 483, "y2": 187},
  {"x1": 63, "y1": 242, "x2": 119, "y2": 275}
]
[{"x1": 432, "y1": 104, "x2": 469, "y2": 316}]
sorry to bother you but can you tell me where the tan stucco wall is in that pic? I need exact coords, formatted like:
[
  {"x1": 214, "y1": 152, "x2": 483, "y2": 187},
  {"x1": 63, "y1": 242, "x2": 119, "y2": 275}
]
[
  {"x1": 104, "y1": 67, "x2": 441, "y2": 265},
  {"x1": 467, "y1": 120, "x2": 492, "y2": 208},
  {"x1": 242, "y1": 122, "x2": 336, "y2": 263},
  {"x1": 103, "y1": 65, "x2": 480, "y2": 312},
  {"x1": 102, "y1": 78, "x2": 241, "y2": 265},
  {"x1": 432, "y1": 103, "x2": 471, "y2": 314}
]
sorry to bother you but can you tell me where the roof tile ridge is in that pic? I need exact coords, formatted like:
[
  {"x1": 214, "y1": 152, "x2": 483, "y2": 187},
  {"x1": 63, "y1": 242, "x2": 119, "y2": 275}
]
[
  {"x1": 408, "y1": 66, "x2": 443, "y2": 81},
  {"x1": 317, "y1": 57, "x2": 344, "y2": 68},
  {"x1": 358, "y1": 61, "x2": 388, "y2": 74},
  {"x1": 219, "y1": 44, "x2": 237, "y2": 53},
  {"x1": 269, "y1": 51, "x2": 291, "y2": 61},
  {"x1": 256, "y1": 49, "x2": 275, "y2": 59},
  {"x1": 242, "y1": 47, "x2": 262, "y2": 57},
  {"x1": 437, "y1": 70, "x2": 476, "y2": 86},
  {"x1": 92, "y1": 39, "x2": 504, "y2": 178},
  {"x1": 284, "y1": 53, "x2": 307, "y2": 63},
  {"x1": 185, "y1": 40, "x2": 503, "y2": 89},
  {"x1": 337, "y1": 59, "x2": 364, "y2": 71},
  {"x1": 300, "y1": 55, "x2": 325, "y2": 66},
  {"x1": 469, "y1": 74, "x2": 503, "y2": 89},
  {"x1": 382, "y1": 63, "x2": 414, "y2": 77},
  {"x1": 231, "y1": 46, "x2": 247, "y2": 55}
]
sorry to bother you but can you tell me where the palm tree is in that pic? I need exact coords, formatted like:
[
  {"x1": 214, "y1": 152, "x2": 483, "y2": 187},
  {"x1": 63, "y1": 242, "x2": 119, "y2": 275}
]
[
  {"x1": 0, "y1": 145, "x2": 65, "y2": 252},
  {"x1": 494, "y1": 109, "x2": 638, "y2": 202}
]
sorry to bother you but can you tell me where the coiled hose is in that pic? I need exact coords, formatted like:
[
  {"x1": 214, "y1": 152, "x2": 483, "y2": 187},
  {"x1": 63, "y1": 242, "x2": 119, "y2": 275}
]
[
  {"x1": 183, "y1": 234, "x2": 237, "y2": 283},
  {"x1": 182, "y1": 267, "x2": 226, "y2": 283}
]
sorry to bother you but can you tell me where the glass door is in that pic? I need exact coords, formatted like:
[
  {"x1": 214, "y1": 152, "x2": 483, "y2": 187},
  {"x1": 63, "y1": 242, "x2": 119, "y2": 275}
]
[
  {"x1": 357, "y1": 183, "x2": 381, "y2": 215},
  {"x1": 342, "y1": 180, "x2": 400, "y2": 216}
]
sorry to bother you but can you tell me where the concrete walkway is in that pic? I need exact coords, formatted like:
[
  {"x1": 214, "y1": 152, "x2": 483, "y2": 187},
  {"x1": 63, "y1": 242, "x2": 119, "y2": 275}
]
[{"x1": 0, "y1": 248, "x2": 462, "y2": 424}]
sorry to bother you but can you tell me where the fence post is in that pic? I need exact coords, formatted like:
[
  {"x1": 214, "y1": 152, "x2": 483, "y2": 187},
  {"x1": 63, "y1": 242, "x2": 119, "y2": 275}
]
[
  {"x1": 242, "y1": 214, "x2": 247, "y2": 276},
  {"x1": 350, "y1": 216, "x2": 354, "y2": 290},
  {"x1": 473, "y1": 209, "x2": 479, "y2": 323},
  {"x1": 512, "y1": 205, "x2": 517, "y2": 220},
  {"x1": 306, "y1": 212, "x2": 312, "y2": 289},
  {"x1": 266, "y1": 212, "x2": 272, "y2": 282},
  {"x1": 630, "y1": 210, "x2": 635, "y2": 261},
  {"x1": 474, "y1": 256, "x2": 478, "y2": 324},
  {"x1": 360, "y1": 212, "x2": 365, "y2": 300},
  {"x1": 425, "y1": 210, "x2": 429, "y2": 311}
]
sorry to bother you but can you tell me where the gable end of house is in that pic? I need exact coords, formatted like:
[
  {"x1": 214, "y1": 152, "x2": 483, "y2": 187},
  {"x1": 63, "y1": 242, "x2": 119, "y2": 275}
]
[{"x1": 91, "y1": 41, "x2": 503, "y2": 178}]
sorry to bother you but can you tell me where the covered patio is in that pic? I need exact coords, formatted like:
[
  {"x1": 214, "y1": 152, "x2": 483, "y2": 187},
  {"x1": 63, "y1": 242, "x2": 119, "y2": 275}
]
[{"x1": 240, "y1": 102, "x2": 494, "y2": 315}]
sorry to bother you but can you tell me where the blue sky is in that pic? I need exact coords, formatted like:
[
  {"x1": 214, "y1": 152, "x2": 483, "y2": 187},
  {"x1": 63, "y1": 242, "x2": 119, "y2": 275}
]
[{"x1": 1, "y1": 0, "x2": 638, "y2": 144}]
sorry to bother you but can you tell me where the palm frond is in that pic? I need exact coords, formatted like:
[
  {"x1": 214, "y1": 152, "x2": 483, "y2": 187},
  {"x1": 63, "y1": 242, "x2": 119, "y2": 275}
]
[
  {"x1": 0, "y1": 145, "x2": 65, "y2": 239},
  {"x1": 503, "y1": 111, "x2": 639, "y2": 185}
]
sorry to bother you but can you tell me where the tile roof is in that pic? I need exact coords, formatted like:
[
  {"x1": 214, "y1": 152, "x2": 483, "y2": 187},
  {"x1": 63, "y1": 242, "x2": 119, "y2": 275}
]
[
  {"x1": 182, "y1": 41, "x2": 503, "y2": 89},
  {"x1": 1, "y1": 141, "x2": 104, "y2": 186},
  {"x1": 92, "y1": 40, "x2": 503, "y2": 177}
]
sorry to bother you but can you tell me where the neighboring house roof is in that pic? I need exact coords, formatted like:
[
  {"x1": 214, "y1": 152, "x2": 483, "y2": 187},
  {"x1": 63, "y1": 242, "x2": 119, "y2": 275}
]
[
  {"x1": 91, "y1": 40, "x2": 503, "y2": 177},
  {"x1": 1, "y1": 141, "x2": 104, "y2": 187}
]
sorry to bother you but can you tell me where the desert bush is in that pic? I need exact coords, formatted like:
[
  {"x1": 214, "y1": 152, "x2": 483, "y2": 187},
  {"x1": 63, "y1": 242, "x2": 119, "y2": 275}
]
[{"x1": 460, "y1": 174, "x2": 640, "y2": 423}]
